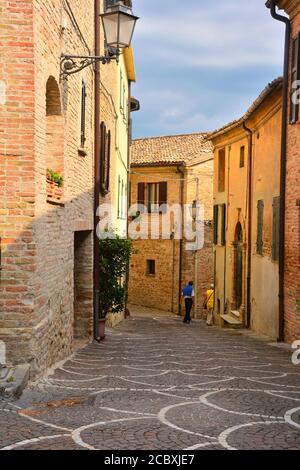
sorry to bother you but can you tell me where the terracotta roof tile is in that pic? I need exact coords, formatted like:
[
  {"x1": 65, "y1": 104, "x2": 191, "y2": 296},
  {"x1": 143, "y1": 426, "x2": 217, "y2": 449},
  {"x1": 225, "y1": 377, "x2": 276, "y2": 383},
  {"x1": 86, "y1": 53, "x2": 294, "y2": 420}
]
[{"x1": 131, "y1": 133, "x2": 213, "y2": 167}]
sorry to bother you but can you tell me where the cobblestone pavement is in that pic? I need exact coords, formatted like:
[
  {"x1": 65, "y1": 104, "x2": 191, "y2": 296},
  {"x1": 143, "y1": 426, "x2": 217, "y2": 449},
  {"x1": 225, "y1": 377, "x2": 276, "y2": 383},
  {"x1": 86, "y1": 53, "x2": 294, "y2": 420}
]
[{"x1": 1, "y1": 314, "x2": 300, "y2": 450}]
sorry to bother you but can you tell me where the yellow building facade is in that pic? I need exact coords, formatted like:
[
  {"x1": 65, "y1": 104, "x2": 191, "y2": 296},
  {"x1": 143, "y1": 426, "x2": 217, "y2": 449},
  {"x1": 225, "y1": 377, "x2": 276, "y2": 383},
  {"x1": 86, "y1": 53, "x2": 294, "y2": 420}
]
[{"x1": 211, "y1": 78, "x2": 283, "y2": 339}]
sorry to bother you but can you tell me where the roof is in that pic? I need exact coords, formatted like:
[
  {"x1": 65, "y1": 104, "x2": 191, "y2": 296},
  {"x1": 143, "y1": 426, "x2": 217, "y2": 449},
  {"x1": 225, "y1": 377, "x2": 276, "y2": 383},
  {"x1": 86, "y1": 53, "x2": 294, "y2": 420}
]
[
  {"x1": 131, "y1": 133, "x2": 213, "y2": 167},
  {"x1": 266, "y1": 0, "x2": 300, "y2": 16},
  {"x1": 208, "y1": 77, "x2": 283, "y2": 141}
]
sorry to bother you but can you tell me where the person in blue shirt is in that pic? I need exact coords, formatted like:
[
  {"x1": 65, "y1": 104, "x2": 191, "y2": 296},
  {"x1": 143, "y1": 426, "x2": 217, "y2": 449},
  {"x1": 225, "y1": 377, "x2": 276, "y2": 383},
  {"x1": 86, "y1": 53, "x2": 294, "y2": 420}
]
[{"x1": 182, "y1": 281, "x2": 195, "y2": 324}]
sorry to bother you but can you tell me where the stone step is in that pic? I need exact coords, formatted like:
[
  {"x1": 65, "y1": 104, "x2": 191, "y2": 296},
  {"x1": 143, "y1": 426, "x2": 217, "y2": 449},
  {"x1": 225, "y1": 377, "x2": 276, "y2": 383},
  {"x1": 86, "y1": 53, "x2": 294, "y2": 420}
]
[
  {"x1": 231, "y1": 310, "x2": 240, "y2": 318},
  {"x1": 221, "y1": 314, "x2": 243, "y2": 328}
]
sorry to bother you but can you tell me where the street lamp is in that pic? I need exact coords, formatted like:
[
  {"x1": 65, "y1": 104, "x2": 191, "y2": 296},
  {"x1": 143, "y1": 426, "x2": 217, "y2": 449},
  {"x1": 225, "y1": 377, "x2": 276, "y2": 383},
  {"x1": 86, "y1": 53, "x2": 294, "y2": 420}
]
[
  {"x1": 60, "y1": 2, "x2": 139, "y2": 78},
  {"x1": 101, "y1": 2, "x2": 138, "y2": 50}
]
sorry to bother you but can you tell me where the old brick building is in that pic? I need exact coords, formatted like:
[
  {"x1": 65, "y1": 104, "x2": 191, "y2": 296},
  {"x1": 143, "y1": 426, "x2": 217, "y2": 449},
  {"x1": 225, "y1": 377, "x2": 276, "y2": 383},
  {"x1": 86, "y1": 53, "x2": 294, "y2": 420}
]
[
  {"x1": 0, "y1": 0, "x2": 137, "y2": 375},
  {"x1": 267, "y1": 0, "x2": 300, "y2": 342},
  {"x1": 128, "y1": 134, "x2": 214, "y2": 318}
]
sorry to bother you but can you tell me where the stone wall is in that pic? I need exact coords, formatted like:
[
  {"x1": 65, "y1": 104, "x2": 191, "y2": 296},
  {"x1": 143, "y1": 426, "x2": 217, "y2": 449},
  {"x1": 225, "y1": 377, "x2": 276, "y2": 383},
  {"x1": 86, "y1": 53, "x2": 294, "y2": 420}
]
[{"x1": 128, "y1": 157, "x2": 214, "y2": 317}]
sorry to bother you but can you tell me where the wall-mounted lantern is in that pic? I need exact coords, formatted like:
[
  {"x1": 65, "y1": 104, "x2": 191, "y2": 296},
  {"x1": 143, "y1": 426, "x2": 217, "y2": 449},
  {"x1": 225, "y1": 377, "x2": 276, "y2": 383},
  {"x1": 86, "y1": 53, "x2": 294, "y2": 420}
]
[{"x1": 60, "y1": 1, "x2": 139, "y2": 78}]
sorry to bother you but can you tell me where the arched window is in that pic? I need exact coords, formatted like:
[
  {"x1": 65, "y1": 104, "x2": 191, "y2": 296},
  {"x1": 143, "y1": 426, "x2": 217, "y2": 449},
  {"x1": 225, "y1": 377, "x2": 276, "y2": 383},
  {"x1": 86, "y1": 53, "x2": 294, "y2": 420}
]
[
  {"x1": 45, "y1": 77, "x2": 64, "y2": 201},
  {"x1": 46, "y1": 77, "x2": 64, "y2": 174}
]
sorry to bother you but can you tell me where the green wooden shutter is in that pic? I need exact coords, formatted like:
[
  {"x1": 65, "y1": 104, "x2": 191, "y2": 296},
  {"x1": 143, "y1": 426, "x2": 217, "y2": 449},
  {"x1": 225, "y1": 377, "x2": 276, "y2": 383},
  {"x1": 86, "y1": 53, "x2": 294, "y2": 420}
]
[
  {"x1": 272, "y1": 197, "x2": 280, "y2": 261},
  {"x1": 213, "y1": 205, "x2": 219, "y2": 245},
  {"x1": 221, "y1": 204, "x2": 226, "y2": 246},
  {"x1": 117, "y1": 176, "x2": 121, "y2": 219},
  {"x1": 256, "y1": 200, "x2": 264, "y2": 255}
]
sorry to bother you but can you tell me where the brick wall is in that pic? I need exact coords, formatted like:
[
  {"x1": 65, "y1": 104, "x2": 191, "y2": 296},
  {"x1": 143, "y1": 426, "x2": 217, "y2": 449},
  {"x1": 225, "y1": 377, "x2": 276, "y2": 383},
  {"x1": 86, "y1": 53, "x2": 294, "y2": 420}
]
[
  {"x1": 128, "y1": 157, "x2": 214, "y2": 317},
  {"x1": 0, "y1": 0, "x2": 97, "y2": 375},
  {"x1": 284, "y1": 10, "x2": 300, "y2": 342}
]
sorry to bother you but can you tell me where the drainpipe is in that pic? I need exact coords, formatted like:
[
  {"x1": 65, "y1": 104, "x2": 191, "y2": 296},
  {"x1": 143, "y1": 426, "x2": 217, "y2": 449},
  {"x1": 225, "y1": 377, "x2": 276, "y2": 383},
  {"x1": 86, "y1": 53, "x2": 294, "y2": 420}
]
[
  {"x1": 125, "y1": 81, "x2": 132, "y2": 315},
  {"x1": 243, "y1": 123, "x2": 253, "y2": 329},
  {"x1": 268, "y1": 0, "x2": 291, "y2": 342},
  {"x1": 177, "y1": 165, "x2": 185, "y2": 316},
  {"x1": 93, "y1": 0, "x2": 101, "y2": 341}
]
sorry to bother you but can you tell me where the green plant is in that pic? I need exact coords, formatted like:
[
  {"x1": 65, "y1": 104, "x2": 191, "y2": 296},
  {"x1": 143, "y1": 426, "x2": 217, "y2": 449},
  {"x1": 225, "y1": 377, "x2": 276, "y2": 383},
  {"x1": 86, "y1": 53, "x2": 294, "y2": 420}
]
[
  {"x1": 47, "y1": 168, "x2": 64, "y2": 188},
  {"x1": 98, "y1": 232, "x2": 134, "y2": 319},
  {"x1": 6, "y1": 376, "x2": 14, "y2": 383}
]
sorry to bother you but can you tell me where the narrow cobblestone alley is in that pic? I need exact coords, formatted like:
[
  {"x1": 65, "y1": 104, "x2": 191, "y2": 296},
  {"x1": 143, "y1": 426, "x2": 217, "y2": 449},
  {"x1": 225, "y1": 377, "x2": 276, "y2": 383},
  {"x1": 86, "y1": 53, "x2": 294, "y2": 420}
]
[{"x1": 1, "y1": 314, "x2": 300, "y2": 451}]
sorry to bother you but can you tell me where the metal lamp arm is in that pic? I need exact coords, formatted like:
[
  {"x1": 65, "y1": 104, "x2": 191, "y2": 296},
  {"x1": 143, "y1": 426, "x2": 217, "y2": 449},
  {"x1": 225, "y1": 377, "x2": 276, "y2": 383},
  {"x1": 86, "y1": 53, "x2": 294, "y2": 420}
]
[{"x1": 60, "y1": 52, "x2": 120, "y2": 78}]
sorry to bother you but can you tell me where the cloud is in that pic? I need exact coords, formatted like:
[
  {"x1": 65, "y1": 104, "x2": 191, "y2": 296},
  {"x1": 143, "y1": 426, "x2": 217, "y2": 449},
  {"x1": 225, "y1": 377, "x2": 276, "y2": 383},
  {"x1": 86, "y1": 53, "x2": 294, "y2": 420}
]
[{"x1": 131, "y1": 0, "x2": 285, "y2": 138}]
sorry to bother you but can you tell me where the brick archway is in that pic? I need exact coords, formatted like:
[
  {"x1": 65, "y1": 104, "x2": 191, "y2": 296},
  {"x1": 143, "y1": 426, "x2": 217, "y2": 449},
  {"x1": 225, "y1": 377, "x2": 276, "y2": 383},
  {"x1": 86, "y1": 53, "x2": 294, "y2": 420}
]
[{"x1": 46, "y1": 76, "x2": 64, "y2": 175}]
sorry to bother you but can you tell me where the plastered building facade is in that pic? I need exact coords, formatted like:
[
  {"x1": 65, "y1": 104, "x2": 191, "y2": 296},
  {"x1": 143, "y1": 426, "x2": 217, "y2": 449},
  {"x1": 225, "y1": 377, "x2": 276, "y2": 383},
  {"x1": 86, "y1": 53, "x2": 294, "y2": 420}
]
[{"x1": 211, "y1": 79, "x2": 283, "y2": 339}]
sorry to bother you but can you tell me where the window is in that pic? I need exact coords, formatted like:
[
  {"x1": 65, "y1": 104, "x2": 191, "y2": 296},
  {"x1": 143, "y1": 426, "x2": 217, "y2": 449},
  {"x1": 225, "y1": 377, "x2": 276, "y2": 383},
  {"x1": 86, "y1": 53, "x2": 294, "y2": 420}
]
[
  {"x1": 256, "y1": 200, "x2": 264, "y2": 255},
  {"x1": 218, "y1": 149, "x2": 225, "y2": 192},
  {"x1": 290, "y1": 33, "x2": 300, "y2": 124},
  {"x1": 100, "y1": 122, "x2": 111, "y2": 195},
  {"x1": 146, "y1": 260, "x2": 155, "y2": 275},
  {"x1": 120, "y1": 70, "x2": 125, "y2": 114},
  {"x1": 221, "y1": 204, "x2": 226, "y2": 246},
  {"x1": 147, "y1": 183, "x2": 159, "y2": 213},
  {"x1": 80, "y1": 79, "x2": 86, "y2": 148},
  {"x1": 137, "y1": 182, "x2": 167, "y2": 214},
  {"x1": 272, "y1": 197, "x2": 280, "y2": 262},
  {"x1": 117, "y1": 176, "x2": 121, "y2": 219},
  {"x1": 213, "y1": 205, "x2": 219, "y2": 245},
  {"x1": 240, "y1": 146, "x2": 245, "y2": 168}
]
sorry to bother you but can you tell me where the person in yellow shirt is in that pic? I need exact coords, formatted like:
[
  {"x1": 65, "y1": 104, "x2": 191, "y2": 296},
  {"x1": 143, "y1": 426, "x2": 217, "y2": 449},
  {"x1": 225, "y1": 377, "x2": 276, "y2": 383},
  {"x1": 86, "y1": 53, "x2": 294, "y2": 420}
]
[{"x1": 204, "y1": 284, "x2": 214, "y2": 326}]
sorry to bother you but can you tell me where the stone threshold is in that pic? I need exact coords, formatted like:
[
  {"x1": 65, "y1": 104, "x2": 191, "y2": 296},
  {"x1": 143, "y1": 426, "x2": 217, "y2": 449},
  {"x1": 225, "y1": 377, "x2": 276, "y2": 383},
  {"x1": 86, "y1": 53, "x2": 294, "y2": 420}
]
[{"x1": 0, "y1": 364, "x2": 30, "y2": 400}]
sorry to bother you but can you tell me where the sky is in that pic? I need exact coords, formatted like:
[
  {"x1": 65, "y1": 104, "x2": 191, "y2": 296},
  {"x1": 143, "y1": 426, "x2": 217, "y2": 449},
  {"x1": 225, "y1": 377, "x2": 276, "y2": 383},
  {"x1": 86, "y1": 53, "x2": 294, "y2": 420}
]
[{"x1": 130, "y1": 0, "x2": 285, "y2": 139}]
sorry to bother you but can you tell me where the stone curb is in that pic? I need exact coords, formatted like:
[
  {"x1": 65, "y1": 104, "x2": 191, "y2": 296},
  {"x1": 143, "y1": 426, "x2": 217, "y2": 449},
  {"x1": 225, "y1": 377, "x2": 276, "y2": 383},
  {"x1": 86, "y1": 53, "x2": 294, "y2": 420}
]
[{"x1": 0, "y1": 364, "x2": 30, "y2": 399}]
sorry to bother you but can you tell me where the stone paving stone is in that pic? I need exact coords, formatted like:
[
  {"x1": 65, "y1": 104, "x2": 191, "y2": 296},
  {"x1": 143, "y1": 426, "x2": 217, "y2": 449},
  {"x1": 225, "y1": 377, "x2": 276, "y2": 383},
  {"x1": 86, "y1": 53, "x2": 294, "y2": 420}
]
[{"x1": 0, "y1": 314, "x2": 300, "y2": 450}]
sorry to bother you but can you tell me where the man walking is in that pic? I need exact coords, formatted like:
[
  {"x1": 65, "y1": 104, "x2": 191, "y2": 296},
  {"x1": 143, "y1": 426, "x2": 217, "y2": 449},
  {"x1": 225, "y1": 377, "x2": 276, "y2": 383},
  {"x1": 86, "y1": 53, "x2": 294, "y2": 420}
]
[{"x1": 182, "y1": 281, "x2": 195, "y2": 324}]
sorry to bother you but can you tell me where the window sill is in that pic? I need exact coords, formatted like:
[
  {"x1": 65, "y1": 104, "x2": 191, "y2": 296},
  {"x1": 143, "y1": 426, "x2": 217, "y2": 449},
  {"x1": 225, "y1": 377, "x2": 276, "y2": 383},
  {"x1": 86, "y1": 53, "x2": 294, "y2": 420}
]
[{"x1": 78, "y1": 147, "x2": 87, "y2": 157}]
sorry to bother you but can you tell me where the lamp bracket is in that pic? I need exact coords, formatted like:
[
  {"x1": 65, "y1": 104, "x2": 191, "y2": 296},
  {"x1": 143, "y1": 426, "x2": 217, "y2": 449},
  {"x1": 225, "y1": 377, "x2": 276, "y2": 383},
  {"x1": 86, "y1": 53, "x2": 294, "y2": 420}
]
[{"x1": 60, "y1": 52, "x2": 120, "y2": 78}]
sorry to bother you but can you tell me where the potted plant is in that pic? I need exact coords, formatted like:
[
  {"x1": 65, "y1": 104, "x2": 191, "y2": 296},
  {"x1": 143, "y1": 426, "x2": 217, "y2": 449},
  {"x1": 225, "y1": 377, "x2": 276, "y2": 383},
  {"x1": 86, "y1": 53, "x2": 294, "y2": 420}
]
[
  {"x1": 46, "y1": 168, "x2": 64, "y2": 201},
  {"x1": 97, "y1": 232, "x2": 134, "y2": 341}
]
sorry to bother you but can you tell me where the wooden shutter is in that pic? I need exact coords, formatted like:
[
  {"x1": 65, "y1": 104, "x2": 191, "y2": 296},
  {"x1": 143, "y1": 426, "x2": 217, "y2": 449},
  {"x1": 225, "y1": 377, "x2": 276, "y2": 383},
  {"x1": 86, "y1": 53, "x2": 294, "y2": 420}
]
[
  {"x1": 105, "y1": 129, "x2": 111, "y2": 192},
  {"x1": 137, "y1": 183, "x2": 145, "y2": 211},
  {"x1": 213, "y1": 205, "x2": 219, "y2": 245},
  {"x1": 221, "y1": 204, "x2": 226, "y2": 246},
  {"x1": 100, "y1": 122, "x2": 106, "y2": 194},
  {"x1": 290, "y1": 33, "x2": 300, "y2": 124},
  {"x1": 159, "y1": 182, "x2": 167, "y2": 214},
  {"x1": 80, "y1": 80, "x2": 86, "y2": 148},
  {"x1": 256, "y1": 200, "x2": 264, "y2": 255},
  {"x1": 117, "y1": 175, "x2": 121, "y2": 218},
  {"x1": 272, "y1": 197, "x2": 280, "y2": 261}
]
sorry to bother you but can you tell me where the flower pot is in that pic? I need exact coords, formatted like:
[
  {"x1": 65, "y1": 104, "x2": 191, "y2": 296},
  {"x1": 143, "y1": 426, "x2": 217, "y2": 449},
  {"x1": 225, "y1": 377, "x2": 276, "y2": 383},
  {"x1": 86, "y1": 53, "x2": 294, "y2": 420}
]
[
  {"x1": 46, "y1": 178, "x2": 63, "y2": 202},
  {"x1": 98, "y1": 318, "x2": 106, "y2": 341}
]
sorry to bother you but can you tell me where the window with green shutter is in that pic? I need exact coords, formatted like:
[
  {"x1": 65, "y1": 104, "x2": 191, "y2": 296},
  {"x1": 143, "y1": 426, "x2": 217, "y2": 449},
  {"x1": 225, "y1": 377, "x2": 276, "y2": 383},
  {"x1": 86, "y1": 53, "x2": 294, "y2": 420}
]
[
  {"x1": 213, "y1": 205, "x2": 219, "y2": 245},
  {"x1": 117, "y1": 176, "x2": 121, "y2": 219},
  {"x1": 272, "y1": 197, "x2": 280, "y2": 262},
  {"x1": 256, "y1": 200, "x2": 264, "y2": 255},
  {"x1": 221, "y1": 204, "x2": 226, "y2": 246}
]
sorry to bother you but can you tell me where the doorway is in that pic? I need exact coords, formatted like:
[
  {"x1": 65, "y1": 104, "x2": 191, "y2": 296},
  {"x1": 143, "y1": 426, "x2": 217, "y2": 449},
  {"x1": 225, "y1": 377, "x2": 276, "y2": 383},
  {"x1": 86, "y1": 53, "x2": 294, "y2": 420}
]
[
  {"x1": 235, "y1": 223, "x2": 243, "y2": 310},
  {"x1": 74, "y1": 231, "x2": 93, "y2": 339}
]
